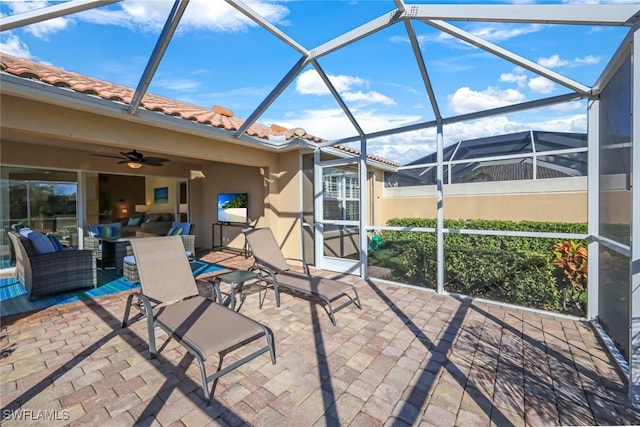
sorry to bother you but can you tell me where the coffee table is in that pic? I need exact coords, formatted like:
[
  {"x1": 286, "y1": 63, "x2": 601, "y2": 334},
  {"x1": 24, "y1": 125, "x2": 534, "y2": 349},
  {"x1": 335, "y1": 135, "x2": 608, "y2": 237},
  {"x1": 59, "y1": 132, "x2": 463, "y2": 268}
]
[
  {"x1": 211, "y1": 270, "x2": 259, "y2": 311},
  {"x1": 101, "y1": 232, "x2": 158, "y2": 274}
]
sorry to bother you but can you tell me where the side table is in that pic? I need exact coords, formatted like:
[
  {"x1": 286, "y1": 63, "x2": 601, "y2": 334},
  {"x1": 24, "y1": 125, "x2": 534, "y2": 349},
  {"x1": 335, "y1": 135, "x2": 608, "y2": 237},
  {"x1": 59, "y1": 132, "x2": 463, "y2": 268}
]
[{"x1": 211, "y1": 270, "x2": 259, "y2": 311}]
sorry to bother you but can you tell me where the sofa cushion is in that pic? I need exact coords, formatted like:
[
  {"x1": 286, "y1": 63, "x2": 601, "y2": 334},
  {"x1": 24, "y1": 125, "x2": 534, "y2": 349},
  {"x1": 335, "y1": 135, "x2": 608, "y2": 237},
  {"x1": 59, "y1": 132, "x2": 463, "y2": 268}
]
[
  {"x1": 127, "y1": 216, "x2": 142, "y2": 227},
  {"x1": 46, "y1": 233, "x2": 65, "y2": 252},
  {"x1": 28, "y1": 231, "x2": 57, "y2": 255},
  {"x1": 145, "y1": 214, "x2": 161, "y2": 223}
]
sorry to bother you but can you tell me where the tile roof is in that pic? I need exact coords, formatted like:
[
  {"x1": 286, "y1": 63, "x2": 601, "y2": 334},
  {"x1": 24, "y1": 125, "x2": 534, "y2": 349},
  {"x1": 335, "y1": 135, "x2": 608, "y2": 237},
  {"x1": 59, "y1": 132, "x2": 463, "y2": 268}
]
[{"x1": 0, "y1": 53, "x2": 400, "y2": 167}]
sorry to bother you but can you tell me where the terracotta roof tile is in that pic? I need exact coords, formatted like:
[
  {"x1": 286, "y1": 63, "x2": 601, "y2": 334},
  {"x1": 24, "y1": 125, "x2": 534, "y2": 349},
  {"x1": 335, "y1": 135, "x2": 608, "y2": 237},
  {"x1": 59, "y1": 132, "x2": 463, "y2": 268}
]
[{"x1": 0, "y1": 53, "x2": 399, "y2": 167}]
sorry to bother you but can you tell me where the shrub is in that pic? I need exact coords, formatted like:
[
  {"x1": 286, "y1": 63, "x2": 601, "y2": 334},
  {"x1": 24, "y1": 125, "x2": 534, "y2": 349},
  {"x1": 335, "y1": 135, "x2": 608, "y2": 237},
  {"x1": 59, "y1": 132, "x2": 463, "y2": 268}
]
[{"x1": 376, "y1": 218, "x2": 586, "y2": 314}]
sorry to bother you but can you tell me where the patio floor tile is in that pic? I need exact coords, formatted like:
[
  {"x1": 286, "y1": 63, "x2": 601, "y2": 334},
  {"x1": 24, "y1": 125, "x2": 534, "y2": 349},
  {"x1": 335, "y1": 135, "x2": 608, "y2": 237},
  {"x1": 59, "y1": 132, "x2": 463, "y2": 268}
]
[{"x1": 1, "y1": 250, "x2": 639, "y2": 426}]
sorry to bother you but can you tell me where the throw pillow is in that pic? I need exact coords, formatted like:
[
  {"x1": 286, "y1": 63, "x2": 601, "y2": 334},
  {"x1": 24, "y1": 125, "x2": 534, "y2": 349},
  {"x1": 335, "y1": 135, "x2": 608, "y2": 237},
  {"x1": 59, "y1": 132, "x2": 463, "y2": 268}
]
[
  {"x1": 28, "y1": 231, "x2": 57, "y2": 255},
  {"x1": 127, "y1": 217, "x2": 142, "y2": 227},
  {"x1": 88, "y1": 224, "x2": 100, "y2": 237},
  {"x1": 46, "y1": 233, "x2": 64, "y2": 252},
  {"x1": 110, "y1": 223, "x2": 122, "y2": 238},
  {"x1": 170, "y1": 222, "x2": 192, "y2": 234},
  {"x1": 98, "y1": 226, "x2": 112, "y2": 238},
  {"x1": 167, "y1": 227, "x2": 183, "y2": 236}
]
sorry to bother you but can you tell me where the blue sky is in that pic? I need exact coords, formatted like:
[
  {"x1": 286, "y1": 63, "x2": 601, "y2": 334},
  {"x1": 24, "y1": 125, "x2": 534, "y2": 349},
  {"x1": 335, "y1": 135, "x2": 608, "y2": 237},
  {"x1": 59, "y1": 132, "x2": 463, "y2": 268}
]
[{"x1": 0, "y1": 0, "x2": 634, "y2": 164}]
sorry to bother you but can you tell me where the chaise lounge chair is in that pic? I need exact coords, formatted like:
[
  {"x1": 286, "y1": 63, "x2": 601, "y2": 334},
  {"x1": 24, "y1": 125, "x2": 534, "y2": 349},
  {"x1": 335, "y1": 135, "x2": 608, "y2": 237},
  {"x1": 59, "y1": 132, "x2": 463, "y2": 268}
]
[
  {"x1": 244, "y1": 228, "x2": 362, "y2": 326},
  {"x1": 121, "y1": 235, "x2": 276, "y2": 400}
]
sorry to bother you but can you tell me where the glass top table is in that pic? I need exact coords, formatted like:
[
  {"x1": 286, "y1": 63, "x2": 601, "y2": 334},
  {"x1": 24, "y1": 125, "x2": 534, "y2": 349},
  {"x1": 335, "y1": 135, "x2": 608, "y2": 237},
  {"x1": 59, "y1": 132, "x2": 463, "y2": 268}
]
[{"x1": 210, "y1": 270, "x2": 259, "y2": 311}]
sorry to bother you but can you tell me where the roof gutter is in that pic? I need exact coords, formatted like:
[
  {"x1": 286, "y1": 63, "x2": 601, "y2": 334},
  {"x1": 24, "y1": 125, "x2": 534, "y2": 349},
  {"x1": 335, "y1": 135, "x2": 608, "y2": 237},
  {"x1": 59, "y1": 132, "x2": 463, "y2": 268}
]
[
  {"x1": 322, "y1": 146, "x2": 397, "y2": 172},
  {"x1": 0, "y1": 72, "x2": 315, "y2": 153}
]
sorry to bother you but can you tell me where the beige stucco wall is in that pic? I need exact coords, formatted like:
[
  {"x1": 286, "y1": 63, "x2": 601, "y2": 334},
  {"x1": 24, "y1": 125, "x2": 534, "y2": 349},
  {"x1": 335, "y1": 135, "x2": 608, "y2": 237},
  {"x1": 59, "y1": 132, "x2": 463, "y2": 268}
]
[
  {"x1": 381, "y1": 177, "x2": 589, "y2": 224},
  {"x1": 270, "y1": 150, "x2": 305, "y2": 257}
]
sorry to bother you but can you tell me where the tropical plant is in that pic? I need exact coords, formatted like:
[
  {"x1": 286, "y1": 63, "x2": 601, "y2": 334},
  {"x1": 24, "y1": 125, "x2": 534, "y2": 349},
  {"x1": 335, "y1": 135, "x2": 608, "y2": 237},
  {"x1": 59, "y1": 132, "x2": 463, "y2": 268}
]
[{"x1": 552, "y1": 240, "x2": 588, "y2": 312}]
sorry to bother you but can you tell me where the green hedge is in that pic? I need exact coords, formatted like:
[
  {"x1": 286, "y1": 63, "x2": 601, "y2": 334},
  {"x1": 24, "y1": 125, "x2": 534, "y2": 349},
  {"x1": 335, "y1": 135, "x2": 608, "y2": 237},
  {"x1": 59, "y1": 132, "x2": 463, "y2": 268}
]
[{"x1": 371, "y1": 218, "x2": 587, "y2": 314}]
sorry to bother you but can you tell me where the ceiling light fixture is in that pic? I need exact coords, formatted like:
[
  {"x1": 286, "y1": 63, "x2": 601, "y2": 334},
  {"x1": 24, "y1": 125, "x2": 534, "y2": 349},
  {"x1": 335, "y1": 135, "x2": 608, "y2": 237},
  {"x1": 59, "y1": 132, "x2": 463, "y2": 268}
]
[{"x1": 128, "y1": 162, "x2": 142, "y2": 169}]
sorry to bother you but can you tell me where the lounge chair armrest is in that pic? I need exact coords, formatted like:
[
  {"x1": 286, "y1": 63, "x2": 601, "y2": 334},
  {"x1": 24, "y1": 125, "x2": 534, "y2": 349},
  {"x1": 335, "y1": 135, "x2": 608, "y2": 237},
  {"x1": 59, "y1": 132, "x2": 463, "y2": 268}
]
[
  {"x1": 252, "y1": 265, "x2": 279, "y2": 281},
  {"x1": 284, "y1": 257, "x2": 310, "y2": 275}
]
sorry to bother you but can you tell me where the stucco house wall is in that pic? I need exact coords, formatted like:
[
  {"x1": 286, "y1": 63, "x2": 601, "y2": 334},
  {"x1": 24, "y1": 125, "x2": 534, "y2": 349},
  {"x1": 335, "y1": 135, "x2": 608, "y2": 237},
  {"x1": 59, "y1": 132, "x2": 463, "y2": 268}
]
[{"x1": 0, "y1": 93, "x2": 307, "y2": 259}]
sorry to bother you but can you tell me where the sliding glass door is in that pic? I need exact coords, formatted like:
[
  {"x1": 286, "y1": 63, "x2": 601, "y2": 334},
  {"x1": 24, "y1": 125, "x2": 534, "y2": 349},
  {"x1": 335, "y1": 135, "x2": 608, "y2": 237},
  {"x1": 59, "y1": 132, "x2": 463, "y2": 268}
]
[{"x1": 1, "y1": 167, "x2": 78, "y2": 267}]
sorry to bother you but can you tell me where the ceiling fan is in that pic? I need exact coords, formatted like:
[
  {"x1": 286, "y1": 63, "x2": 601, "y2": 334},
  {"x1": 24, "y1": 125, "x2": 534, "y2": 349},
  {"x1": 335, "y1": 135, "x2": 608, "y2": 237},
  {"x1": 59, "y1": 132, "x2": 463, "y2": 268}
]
[{"x1": 92, "y1": 150, "x2": 169, "y2": 169}]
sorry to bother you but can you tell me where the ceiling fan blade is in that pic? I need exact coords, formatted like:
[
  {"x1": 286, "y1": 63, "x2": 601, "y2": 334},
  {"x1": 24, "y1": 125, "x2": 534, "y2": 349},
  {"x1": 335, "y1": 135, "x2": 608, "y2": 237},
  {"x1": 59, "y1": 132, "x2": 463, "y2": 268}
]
[
  {"x1": 93, "y1": 149, "x2": 169, "y2": 167},
  {"x1": 93, "y1": 154, "x2": 126, "y2": 159},
  {"x1": 121, "y1": 150, "x2": 143, "y2": 161},
  {"x1": 141, "y1": 156, "x2": 169, "y2": 163}
]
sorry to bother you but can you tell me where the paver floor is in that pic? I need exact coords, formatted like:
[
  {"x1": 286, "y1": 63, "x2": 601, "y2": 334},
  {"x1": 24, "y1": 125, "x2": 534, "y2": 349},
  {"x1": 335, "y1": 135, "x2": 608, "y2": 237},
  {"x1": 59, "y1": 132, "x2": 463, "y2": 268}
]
[{"x1": 1, "y1": 250, "x2": 638, "y2": 426}]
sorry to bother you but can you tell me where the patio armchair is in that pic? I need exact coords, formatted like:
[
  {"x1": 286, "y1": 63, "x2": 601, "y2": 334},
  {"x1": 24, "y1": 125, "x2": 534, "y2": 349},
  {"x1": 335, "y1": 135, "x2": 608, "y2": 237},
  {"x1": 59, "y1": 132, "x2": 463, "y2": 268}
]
[
  {"x1": 244, "y1": 228, "x2": 362, "y2": 326},
  {"x1": 8, "y1": 231, "x2": 96, "y2": 300},
  {"x1": 121, "y1": 236, "x2": 275, "y2": 400},
  {"x1": 83, "y1": 235, "x2": 103, "y2": 268}
]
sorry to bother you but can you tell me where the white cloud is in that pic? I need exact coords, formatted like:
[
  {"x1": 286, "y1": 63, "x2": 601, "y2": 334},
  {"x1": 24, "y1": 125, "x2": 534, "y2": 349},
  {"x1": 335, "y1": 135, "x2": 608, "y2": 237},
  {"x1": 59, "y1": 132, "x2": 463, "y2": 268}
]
[
  {"x1": 0, "y1": 33, "x2": 31, "y2": 58},
  {"x1": 2, "y1": 0, "x2": 287, "y2": 35},
  {"x1": 469, "y1": 23, "x2": 543, "y2": 42},
  {"x1": 342, "y1": 91, "x2": 396, "y2": 106},
  {"x1": 574, "y1": 54, "x2": 601, "y2": 65},
  {"x1": 3, "y1": 0, "x2": 70, "y2": 39},
  {"x1": 500, "y1": 70, "x2": 527, "y2": 87},
  {"x1": 528, "y1": 76, "x2": 555, "y2": 94},
  {"x1": 526, "y1": 114, "x2": 587, "y2": 133},
  {"x1": 447, "y1": 86, "x2": 526, "y2": 115},
  {"x1": 550, "y1": 100, "x2": 585, "y2": 112},
  {"x1": 296, "y1": 70, "x2": 366, "y2": 95},
  {"x1": 538, "y1": 53, "x2": 602, "y2": 68},
  {"x1": 295, "y1": 70, "x2": 395, "y2": 106},
  {"x1": 538, "y1": 54, "x2": 570, "y2": 68}
]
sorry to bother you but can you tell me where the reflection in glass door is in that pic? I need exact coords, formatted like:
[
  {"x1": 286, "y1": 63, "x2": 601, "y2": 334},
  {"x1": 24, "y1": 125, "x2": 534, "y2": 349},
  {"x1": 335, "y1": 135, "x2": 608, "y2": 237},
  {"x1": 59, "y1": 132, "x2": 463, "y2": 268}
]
[
  {"x1": 316, "y1": 161, "x2": 361, "y2": 274},
  {"x1": 1, "y1": 167, "x2": 78, "y2": 267}
]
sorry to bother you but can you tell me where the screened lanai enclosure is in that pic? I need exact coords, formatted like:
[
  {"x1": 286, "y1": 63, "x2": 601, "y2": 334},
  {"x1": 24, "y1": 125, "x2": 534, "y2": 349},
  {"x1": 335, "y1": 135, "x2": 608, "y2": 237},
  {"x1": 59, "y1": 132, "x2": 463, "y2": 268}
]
[
  {"x1": 386, "y1": 130, "x2": 587, "y2": 186},
  {"x1": 1, "y1": 0, "x2": 639, "y2": 409}
]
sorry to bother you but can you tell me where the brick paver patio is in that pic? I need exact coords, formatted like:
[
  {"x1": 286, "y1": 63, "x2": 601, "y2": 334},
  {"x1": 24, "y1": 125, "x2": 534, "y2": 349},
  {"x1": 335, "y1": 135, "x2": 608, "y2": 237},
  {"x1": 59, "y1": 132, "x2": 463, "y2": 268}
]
[{"x1": 1, "y1": 250, "x2": 639, "y2": 426}]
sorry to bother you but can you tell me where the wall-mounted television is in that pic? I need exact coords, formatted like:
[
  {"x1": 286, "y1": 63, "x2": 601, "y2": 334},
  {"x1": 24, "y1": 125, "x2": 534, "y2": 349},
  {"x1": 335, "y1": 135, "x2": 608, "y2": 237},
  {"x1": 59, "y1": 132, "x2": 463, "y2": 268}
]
[{"x1": 217, "y1": 193, "x2": 248, "y2": 224}]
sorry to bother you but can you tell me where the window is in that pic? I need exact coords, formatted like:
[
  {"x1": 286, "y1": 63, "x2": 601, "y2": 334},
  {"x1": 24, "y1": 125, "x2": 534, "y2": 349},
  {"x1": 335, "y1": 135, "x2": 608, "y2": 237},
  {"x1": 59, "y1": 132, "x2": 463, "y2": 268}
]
[{"x1": 322, "y1": 167, "x2": 359, "y2": 222}]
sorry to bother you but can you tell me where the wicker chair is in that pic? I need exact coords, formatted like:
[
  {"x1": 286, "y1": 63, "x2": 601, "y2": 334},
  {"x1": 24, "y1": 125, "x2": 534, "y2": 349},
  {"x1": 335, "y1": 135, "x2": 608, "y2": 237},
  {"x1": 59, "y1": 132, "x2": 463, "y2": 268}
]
[
  {"x1": 9, "y1": 232, "x2": 97, "y2": 300},
  {"x1": 83, "y1": 236, "x2": 103, "y2": 268},
  {"x1": 123, "y1": 234, "x2": 195, "y2": 284}
]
